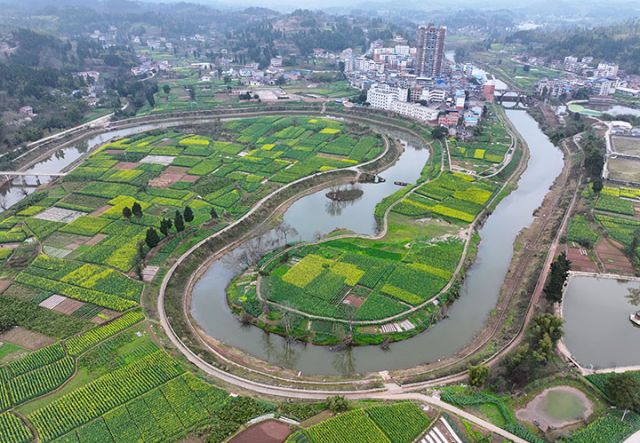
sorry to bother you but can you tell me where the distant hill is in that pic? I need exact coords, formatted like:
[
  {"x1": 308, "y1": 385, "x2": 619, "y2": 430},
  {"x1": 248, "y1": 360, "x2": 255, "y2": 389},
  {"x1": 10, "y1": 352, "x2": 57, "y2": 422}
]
[{"x1": 508, "y1": 20, "x2": 640, "y2": 74}]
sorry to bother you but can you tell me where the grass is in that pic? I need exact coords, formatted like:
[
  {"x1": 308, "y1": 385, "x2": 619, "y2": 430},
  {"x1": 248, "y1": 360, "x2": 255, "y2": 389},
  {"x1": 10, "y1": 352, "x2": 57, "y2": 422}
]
[{"x1": 0, "y1": 343, "x2": 23, "y2": 362}]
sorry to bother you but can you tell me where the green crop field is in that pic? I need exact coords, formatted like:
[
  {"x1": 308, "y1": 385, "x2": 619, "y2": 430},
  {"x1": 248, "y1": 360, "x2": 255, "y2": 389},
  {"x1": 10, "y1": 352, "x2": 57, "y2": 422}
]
[
  {"x1": 589, "y1": 184, "x2": 640, "y2": 264},
  {"x1": 0, "y1": 312, "x2": 275, "y2": 443},
  {"x1": 449, "y1": 108, "x2": 512, "y2": 174},
  {"x1": 287, "y1": 402, "x2": 431, "y2": 443},
  {"x1": 567, "y1": 214, "x2": 599, "y2": 247},
  {"x1": 0, "y1": 116, "x2": 382, "y2": 320},
  {"x1": 0, "y1": 114, "x2": 389, "y2": 442},
  {"x1": 227, "y1": 111, "x2": 516, "y2": 345}
]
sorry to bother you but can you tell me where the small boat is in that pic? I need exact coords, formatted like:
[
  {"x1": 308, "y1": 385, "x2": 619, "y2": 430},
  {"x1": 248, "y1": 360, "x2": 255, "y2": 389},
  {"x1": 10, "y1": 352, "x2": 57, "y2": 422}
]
[{"x1": 630, "y1": 311, "x2": 640, "y2": 327}]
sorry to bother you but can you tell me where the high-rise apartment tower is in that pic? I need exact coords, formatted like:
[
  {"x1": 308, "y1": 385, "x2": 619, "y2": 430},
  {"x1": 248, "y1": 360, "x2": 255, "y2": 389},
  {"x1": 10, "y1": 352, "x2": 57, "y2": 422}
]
[{"x1": 416, "y1": 24, "x2": 446, "y2": 78}]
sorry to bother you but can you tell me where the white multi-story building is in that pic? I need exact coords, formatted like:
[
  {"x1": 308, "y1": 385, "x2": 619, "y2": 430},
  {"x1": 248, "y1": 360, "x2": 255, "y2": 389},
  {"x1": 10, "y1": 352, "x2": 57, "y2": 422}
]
[
  {"x1": 367, "y1": 85, "x2": 408, "y2": 109},
  {"x1": 420, "y1": 88, "x2": 447, "y2": 103},
  {"x1": 389, "y1": 101, "x2": 439, "y2": 122},
  {"x1": 596, "y1": 63, "x2": 619, "y2": 77},
  {"x1": 367, "y1": 85, "x2": 436, "y2": 122}
]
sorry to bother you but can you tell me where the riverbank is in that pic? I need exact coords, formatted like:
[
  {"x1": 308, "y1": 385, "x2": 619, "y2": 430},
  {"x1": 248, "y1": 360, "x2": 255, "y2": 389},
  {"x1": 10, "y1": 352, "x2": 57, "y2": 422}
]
[
  {"x1": 160, "y1": 108, "x2": 566, "y2": 387},
  {"x1": 225, "y1": 112, "x2": 516, "y2": 346}
]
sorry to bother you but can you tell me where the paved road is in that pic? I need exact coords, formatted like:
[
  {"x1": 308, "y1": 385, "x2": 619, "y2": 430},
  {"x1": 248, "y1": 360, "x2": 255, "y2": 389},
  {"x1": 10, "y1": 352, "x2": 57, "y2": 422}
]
[{"x1": 624, "y1": 430, "x2": 640, "y2": 443}]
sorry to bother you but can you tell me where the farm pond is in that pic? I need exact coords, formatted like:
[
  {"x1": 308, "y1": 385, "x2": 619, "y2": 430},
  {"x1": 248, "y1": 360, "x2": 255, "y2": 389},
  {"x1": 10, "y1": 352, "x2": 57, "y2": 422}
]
[
  {"x1": 191, "y1": 110, "x2": 565, "y2": 375},
  {"x1": 562, "y1": 274, "x2": 640, "y2": 370}
]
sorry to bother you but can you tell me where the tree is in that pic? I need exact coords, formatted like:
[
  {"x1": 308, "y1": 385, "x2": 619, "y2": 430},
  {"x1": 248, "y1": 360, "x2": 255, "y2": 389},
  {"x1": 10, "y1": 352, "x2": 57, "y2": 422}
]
[
  {"x1": 132, "y1": 201, "x2": 143, "y2": 218},
  {"x1": 159, "y1": 218, "x2": 172, "y2": 236},
  {"x1": 183, "y1": 206, "x2": 194, "y2": 223},
  {"x1": 174, "y1": 210, "x2": 185, "y2": 233},
  {"x1": 530, "y1": 314, "x2": 564, "y2": 363},
  {"x1": 326, "y1": 395, "x2": 349, "y2": 413},
  {"x1": 210, "y1": 207, "x2": 218, "y2": 220},
  {"x1": 431, "y1": 126, "x2": 448, "y2": 140},
  {"x1": 145, "y1": 227, "x2": 160, "y2": 249},
  {"x1": 604, "y1": 373, "x2": 640, "y2": 420},
  {"x1": 162, "y1": 84, "x2": 171, "y2": 94},
  {"x1": 275, "y1": 75, "x2": 286, "y2": 86},
  {"x1": 544, "y1": 252, "x2": 571, "y2": 303},
  {"x1": 122, "y1": 206, "x2": 132, "y2": 219},
  {"x1": 223, "y1": 75, "x2": 231, "y2": 84},
  {"x1": 592, "y1": 178, "x2": 603, "y2": 194},
  {"x1": 468, "y1": 364, "x2": 489, "y2": 387}
]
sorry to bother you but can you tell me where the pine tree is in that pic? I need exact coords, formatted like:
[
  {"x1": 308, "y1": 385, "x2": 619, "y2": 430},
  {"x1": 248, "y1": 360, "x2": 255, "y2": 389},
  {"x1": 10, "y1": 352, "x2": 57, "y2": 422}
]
[
  {"x1": 132, "y1": 202, "x2": 143, "y2": 218},
  {"x1": 145, "y1": 228, "x2": 160, "y2": 248},
  {"x1": 183, "y1": 205, "x2": 194, "y2": 223},
  {"x1": 174, "y1": 210, "x2": 185, "y2": 233},
  {"x1": 159, "y1": 218, "x2": 172, "y2": 236},
  {"x1": 122, "y1": 206, "x2": 132, "y2": 219},
  {"x1": 210, "y1": 207, "x2": 218, "y2": 219}
]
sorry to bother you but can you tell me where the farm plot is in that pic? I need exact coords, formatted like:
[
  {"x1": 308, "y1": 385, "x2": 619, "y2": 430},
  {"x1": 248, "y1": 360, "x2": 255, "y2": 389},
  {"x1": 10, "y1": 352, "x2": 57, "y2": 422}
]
[
  {"x1": 449, "y1": 109, "x2": 512, "y2": 172},
  {"x1": 0, "y1": 343, "x2": 75, "y2": 413},
  {"x1": 288, "y1": 402, "x2": 431, "y2": 443},
  {"x1": 612, "y1": 136, "x2": 640, "y2": 157},
  {"x1": 607, "y1": 157, "x2": 640, "y2": 184},
  {"x1": 15, "y1": 255, "x2": 142, "y2": 311},
  {"x1": 0, "y1": 317, "x2": 267, "y2": 443},
  {"x1": 3, "y1": 115, "x2": 379, "y2": 274},
  {"x1": 259, "y1": 238, "x2": 461, "y2": 322},
  {"x1": 394, "y1": 171, "x2": 496, "y2": 223},
  {"x1": 567, "y1": 214, "x2": 599, "y2": 247}
]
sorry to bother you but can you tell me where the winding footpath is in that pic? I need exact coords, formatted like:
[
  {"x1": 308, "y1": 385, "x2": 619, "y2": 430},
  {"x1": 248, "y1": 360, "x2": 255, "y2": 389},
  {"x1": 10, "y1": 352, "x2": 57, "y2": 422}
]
[{"x1": 140, "y1": 109, "x2": 565, "y2": 442}]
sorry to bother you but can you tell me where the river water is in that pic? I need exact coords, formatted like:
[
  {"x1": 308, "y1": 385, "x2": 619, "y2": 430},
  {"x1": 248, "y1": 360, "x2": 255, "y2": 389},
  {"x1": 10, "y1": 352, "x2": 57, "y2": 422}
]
[
  {"x1": 190, "y1": 110, "x2": 564, "y2": 376},
  {"x1": 2, "y1": 110, "x2": 564, "y2": 376},
  {"x1": 563, "y1": 275, "x2": 640, "y2": 370},
  {"x1": 0, "y1": 123, "x2": 189, "y2": 211}
]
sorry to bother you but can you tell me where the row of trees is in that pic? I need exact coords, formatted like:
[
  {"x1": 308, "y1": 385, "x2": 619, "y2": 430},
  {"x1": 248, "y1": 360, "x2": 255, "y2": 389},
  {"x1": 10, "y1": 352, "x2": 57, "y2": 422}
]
[{"x1": 144, "y1": 206, "x2": 194, "y2": 249}]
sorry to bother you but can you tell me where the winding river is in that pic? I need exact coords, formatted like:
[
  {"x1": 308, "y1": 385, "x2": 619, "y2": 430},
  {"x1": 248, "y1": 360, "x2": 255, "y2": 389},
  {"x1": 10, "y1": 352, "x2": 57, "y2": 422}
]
[
  {"x1": 1, "y1": 109, "x2": 564, "y2": 376},
  {"x1": 190, "y1": 110, "x2": 564, "y2": 376}
]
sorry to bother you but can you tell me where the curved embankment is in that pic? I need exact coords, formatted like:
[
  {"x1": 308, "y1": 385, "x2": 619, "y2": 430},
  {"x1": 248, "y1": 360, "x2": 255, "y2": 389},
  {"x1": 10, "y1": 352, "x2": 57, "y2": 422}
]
[
  {"x1": 157, "y1": 111, "x2": 442, "y2": 386},
  {"x1": 249, "y1": 125, "x2": 517, "y2": 328},
  {"x1": 158, "y1": 111, "x2": 581, "y2": 398},
  {"x1": 157, "y1": 109, "x2": 540, "y2": 386}
]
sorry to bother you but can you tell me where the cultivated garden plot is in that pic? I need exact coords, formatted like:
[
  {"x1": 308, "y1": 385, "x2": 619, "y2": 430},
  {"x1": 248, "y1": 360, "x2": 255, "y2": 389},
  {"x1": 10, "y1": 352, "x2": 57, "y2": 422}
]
[
  {"x1": 448, "y1": 108, "x2": 512, "y2": 174},
  {"x1": 286, "y1": 402, "x2": 432, "y2": 443},
  {"x1": 229, "y1": 158, "x2": 501, "y2": 345},
  {"x1": 0, "y1": 116, "x2": 382, "y2": 321},
  {"x1": 0, "y1": 311, "x2": 274, "y2": 443},
  {"x1": 568, "y1": 184, "x2": 640, "y2": 271}
]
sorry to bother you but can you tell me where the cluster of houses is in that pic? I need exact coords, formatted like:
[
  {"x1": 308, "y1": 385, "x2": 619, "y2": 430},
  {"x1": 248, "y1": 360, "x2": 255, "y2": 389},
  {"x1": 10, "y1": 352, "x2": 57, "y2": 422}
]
[
  {"x1": 610, "y1": 121, "x2": 640, "y2": 138},
  {"x1": 532, "y1": 56, "x2": 640, "y2": 99}
]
